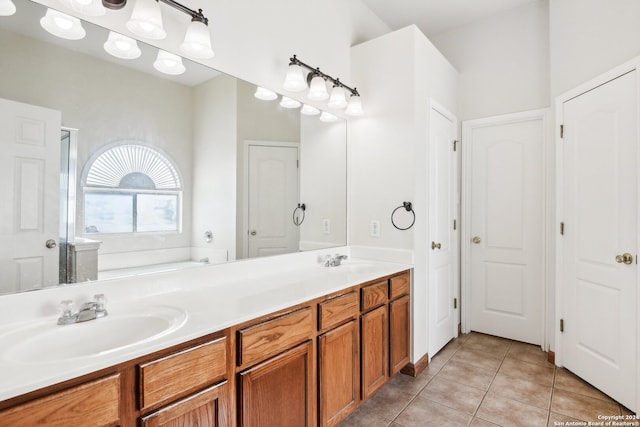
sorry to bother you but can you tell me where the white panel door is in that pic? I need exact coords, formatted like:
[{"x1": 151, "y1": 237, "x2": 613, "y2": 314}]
[
  {"x1": 0, "y1": 97, "x2": 61, "y2": 293},
  {"x1": 248, "y1": 144, "x2": 299, "y2": 258},
  {"x1": 561, "y1": 70, "x2": 637, "y2": 409},
  {"x1": 467, "y1": 113, "x2": 544, "y2": 345},
  {"x1": 429, "y1": 106, "x2": 458, "y2": 356}
]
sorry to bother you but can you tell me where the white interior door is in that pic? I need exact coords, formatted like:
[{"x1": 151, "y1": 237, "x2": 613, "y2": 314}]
[
  {"x1": 248, "y1": 144, "x2": 299, "y2": 258},
  {"x1": 464, "y1": 111, "x2": 545, "y2": 345},
  {"x1": 429, "y1": 105, "x2": 458, "y2": 356},
  {"x1": 0, "y1": 97, "x2": 61, "y2": 293},
  {"x1": 560, "y1": 70, "x2": 637, "y2": 409}
]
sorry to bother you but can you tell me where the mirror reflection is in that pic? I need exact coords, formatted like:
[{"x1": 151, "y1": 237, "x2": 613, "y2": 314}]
[{"x1": 0, "y1": 0, "x2": 347, "y2": 295}]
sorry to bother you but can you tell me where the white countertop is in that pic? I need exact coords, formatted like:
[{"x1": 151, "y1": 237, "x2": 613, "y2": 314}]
[{"x1": 0, "y1": 249, "x2": 411, "y2": 402}]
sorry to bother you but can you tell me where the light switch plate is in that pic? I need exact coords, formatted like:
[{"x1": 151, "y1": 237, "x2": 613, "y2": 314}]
[{"x1": 370, "y1": 220, "x2": 380, "y2": 237}]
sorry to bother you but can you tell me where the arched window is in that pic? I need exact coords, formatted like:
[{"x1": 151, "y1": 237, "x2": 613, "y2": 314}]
[{"x1": 83, "y1": 144, "x2": 182, "y2": 234}]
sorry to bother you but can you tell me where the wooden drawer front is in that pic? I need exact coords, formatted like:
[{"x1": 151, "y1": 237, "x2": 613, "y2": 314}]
[
  {"x1": 238, "y1": 307, "x2": 313, "y2": 367},
  {"x1": 139, "y1": 338, "x2": 227, "y2": 411},
  {"x1": 390, "y1": 272, "x2": 411, "y2": 300},
  {"x1": 318, "y1": 292, "x2": 358, "y2": 331},
  {"x1": 360, "y1": 281, "x2": 388, "y2": 311},
  {"x1": 0, "y1": 374, "x2": 120, "y2": 426}
]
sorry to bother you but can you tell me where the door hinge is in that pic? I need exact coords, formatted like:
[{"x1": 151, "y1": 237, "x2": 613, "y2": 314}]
[
  {"x1": 560, "y1": 124, "x2": 564, "y2": 138},
  {"x1": 453, "y1": 298, "x2": 457, "y2": 309},
  {"x1": 560, "y1": 318, "x2": 564, "y2": 333},
  {"x1": 453, "y1": 140, "x2": 458, "y2": 152},
  {"x1": 453, "y1": 219, "x2": 457, "y2": 230},
  {"x1": 560, "y1": 222, "x2": 565, "y2": 235}
]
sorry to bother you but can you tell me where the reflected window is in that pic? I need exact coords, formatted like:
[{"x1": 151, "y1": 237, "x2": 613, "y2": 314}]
[{"x1": 83, "y1": 144, "x2": 181, "y2": 234}]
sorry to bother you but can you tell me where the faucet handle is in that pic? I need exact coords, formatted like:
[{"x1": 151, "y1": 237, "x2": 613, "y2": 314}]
[
  {"x1": 57, "y1": 300, "x2": 76, "y2": 325},
  {"x1": 94, "y1": 294, "x2": 108, "y2": 315}
]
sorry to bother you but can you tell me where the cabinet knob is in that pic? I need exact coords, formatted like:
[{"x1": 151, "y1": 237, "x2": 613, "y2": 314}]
[{"x1": 472, "y1": 236, "x2": 481, "y2": 244}]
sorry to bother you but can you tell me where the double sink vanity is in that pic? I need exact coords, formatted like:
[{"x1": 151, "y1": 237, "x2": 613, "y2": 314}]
[{"x1": 0, "y1": 250, "x2": 412, "y2": 426}]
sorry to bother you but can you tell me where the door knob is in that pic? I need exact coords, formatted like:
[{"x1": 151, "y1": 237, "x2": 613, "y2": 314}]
[
  {"x1": 431, "y1": 242, "x2": 441, "y2": 250},
  {"x1": 45, "y1": 239, "x2": 57, "y2": 249},
  {"x1": 472, "y1": 236, "x2": 481, "y2": 244},
  {"x1": 250, "y1": 230, "x2": 257, "y2": 236},
  {"x1": 615, "y1": 253, "x2": 633, "y2": 265}
]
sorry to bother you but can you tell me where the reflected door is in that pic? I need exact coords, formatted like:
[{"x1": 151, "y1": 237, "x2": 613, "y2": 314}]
[
  {"x1": 561, "y1": 70, "x2": 637, "y2": 409},
  {"x1": 248, "y1": 144, "x2": 299, "y2": 258},
  {"x1": 467, "y1": 112, "x2": 544, "y2": 345},
  {"x1": 0, "y1": 97, "x2": 61, "y2": 293}
]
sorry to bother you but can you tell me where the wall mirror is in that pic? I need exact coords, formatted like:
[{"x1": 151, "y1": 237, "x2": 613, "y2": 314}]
[{"x1": 0, "y1": 0, "x2": 347, "y2": 295}]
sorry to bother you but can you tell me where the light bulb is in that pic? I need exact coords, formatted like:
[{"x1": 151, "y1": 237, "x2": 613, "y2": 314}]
[
  {"x1": 283, "y1": 64, "x2": 307, "y2": 92},
  {"x1": 254, "y1": 86, "x2": 278, "y2": 101},
  {"x1": 320, "y1": 111, "x2": 338, "y2": 122},
  {"x1": 61, "y1": 0, "x2": 106, "y2": 17},
  {"x1": 0, "y1": 0, "x2": 16, "y2": 16},
  {"x1": 40, "y1": 8, "x2": 86, "y2": 40},
  {"x1": 153, "y1": 50, "x2": 186, "y2": 75},
  {"x1": 104, "y1": 31, "x2": 141, "y2": 59},
  {"x1": 280, "y1": 97, "x2": 301, "y2": 109},
  {"x1": 328, "y1": 85, "x2": 347, "y2": 109},
  {"x1": 126, "y1": 0, "x2": 166, "y2": 40},
  {"x1": 180, "y1": 19, "x2": 214, "y2": 59},
  {"x1": 345, "y1": 94, "x2": 364, "y2": 116},
  {"x1": 308, "y1": 75, "x2": 329, "y2": 100},
  {"x1": 301, "y1": 104, "x2": 320, "y2": 116}
]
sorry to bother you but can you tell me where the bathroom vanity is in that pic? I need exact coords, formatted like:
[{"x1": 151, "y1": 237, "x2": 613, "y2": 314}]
[{"x1": 0, "y1": 255, "x2": 411, "y2": 427}]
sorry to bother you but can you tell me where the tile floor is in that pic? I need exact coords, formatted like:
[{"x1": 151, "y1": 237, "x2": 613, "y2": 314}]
[{"x1": 339, "y1": 332, "x2": 633, "y2": 427}]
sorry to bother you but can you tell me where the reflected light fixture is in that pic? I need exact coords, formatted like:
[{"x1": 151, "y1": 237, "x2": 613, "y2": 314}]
[
  {"x1": 300, "y1": 104, "x2": 320, "y2": 116},
  {"x1": 61, "y1": 0, "x2": 105, "y2": 17},
  {"x1": 280, "y1": 96, "x2": 301, "y2": 109},
  {"x1": 153, "y1": 49, "x2": 185, "y2": 75},
  {"x1": 283, "y1": 55, "x2": 363, "y2": 116},
  {"x1": 319, "y1": 111, "x2": 338, "y2": 122},
  {"x1": 254, "y1": 86, "x2": 277, "y2": 101},
  {"x1": 40, "y1": 8, "x2": 86, "y2": 40},
  {"x1": 104, "y1": 31, "x2": 141, "y2": 59},
  {"x1": 0, "y1": 0, "x2": 17, "y2": 16}
]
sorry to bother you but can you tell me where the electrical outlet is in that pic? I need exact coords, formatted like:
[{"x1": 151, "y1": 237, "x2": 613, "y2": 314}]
[
  {"x1": 370, "y1": 220, "x2": 380, "y2": 238},
  {"x1": 322, "y1": 219, "x2": 330, "y2": 234}
]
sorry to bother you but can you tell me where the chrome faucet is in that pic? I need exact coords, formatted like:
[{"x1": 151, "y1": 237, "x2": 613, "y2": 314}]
[
  {"x1": 57, "y1": 294, "x2": 108, "y2": 325},
  {"x1": 324, "y1": 254, "x2": 348, "y2": 267}
]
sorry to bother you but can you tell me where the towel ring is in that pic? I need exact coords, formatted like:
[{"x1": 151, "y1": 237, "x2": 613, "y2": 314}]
[
  {"x1": 391, "y1": 201, "x2": 415, "y2": 231},
  {"x1": 293, "y1": 203, "x2": 306, "y2": 226}
]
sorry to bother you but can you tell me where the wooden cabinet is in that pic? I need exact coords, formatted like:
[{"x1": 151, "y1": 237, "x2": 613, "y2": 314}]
[
  {"x1": 0, "y1": 374, "x2": 120, "y2": 426},
  {"x1": 141, "y1": 381, "x2": 229, "y2": 427},
  {"x1": 239, "y1": 341, "x2": 314, "y2": 427},
  {"x1": 360, "y1": 305, "x2": 389, "y2": 400},
  {"x1": 389, "y1": 295, "x2": 411, "y2": 375}
]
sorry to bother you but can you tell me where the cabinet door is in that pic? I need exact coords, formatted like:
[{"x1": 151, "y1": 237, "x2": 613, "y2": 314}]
[
  {"x1": 141, "y1": 381, "x2": 229, "y2": 427},
  {"x1": 361, "y1": 305, "x2": 388, "y2": 400},
  {"x1": 389, "y1": 295, "x2": 411, "y2": 375},
  {"x1": 318, "y1": 320, "x2": 359, "y2": 427},
  {"x1": 240, "y1": 341, "x2": 314, "y2": 427}
]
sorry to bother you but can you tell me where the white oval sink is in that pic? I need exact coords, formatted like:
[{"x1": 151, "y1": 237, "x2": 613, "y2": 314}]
[{"x1": 1, "y1": 305, "x2": 187, "y2": 363}]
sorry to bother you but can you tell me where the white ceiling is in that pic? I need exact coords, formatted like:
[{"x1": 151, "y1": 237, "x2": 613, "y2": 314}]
[{"x1": 360, "y1": 0, "x2": 540, "y2": 37}]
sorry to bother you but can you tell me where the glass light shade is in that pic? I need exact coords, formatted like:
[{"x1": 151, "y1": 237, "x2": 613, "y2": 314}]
[
  {"x1": 104, "y1": 31, "x2": 141, "y2": 59},
  {"x1": 180, "y1": 19, "x2": 214, "y2": 59},
  {"x1": 62, "y1": 0, "x2": 106, "y2": 17},
  {"x1": 319, "y1": 111, "x2": 338, "y2": 122},
  {"x1": 254, "y1": 86, "x2": 277, "y2": 101},
  {"x1": 153, "y1": 50, "x2": 185, "y2": 75},
  {"x1": 280, "y1": 96, "x2": 301, "y2": 109},
  {"x1": 308, "y1": 75, "x2": 329, "y2": 100},
  {"x1": 282, "y1": 64, "x2": 307, "y2": 92},
  {"x1": 345, "y1": 94, "x2": 364, "y2": 116},
  {"x1": 40, "y1": 8, "x2": 86, "y2": 40},
  {"x1": 328, "y1": 85, "x2": 348, "y2": 109},
  {"x1": 126, "y1": 0, "x2": 166, "y2": 40},
  {"x1": 0, "y1": 0, "x2": 16, "y2": 16},
  {"x1": 300, "y1": 104, "x2": 320, "y2": 116}
]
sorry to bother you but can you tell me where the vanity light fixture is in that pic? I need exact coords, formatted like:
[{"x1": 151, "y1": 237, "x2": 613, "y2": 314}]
[
  {"x1": 280, "y1": 96, "x2": 301, "y2": 109},
  {"x1": 0, "y1": 0, "x2": 16, "y2": 16},
  {"x1": 61, "y1": 0, "x2": 105, "y2": 17},
  {"x1": 319, "y1": 111, "x2": 338, "y2": 122},
  {"x1": 300, "y1": 104, "x2": 320, "y2": 116},
  {"x1": 40, "y1": 8, "x2": 86, "y2": 40},
  {"x1": 254, "y1": 86, "x2": 278, "y2": 101},
  {"x1": 104, "y1": 31, "x2": 141, "y2": 59},
  {"x1": 153, "y1": 49, "x2": 185, "y2": 75},
  {"x1": 283, "y1": 54, "x2": 363, "y2": 116},
  {"x1": 122, "y1": 0, "x2": 213, "y2": 59}
]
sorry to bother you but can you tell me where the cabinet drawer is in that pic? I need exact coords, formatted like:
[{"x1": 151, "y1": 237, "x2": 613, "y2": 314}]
[
  {"x1": 360, "y1": 281, "x2": 388, "y2": 311},
  {"x1": 238, "y1": 307, "x2": 313, "y2": 367},
  {"x1": 390, "y1": 272, "x2": 410, "y2": 300},
  {"x1": 318, "y1": 292, "x2": 358, "y2": 331},
  {"x1": 0, "y1": 374, "x2": 120, "y2": 426},
  {"x1": 139, "y1": 338, "x2": 227, "y2": 411}
]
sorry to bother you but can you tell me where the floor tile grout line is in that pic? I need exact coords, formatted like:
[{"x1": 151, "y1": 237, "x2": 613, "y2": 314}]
[{"x1": 468, "y1": 340, "x2": 510, "y2": 424}]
